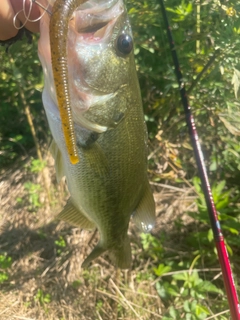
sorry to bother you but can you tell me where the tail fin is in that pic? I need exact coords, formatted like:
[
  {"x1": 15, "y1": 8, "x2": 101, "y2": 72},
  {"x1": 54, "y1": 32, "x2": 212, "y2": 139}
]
[
  {"x1": 81, "y1": 244, "x2": 106, "y2": 268},
  {"x1": 109, "y1": 236, "x2": 132, "y2": 269},
  {"x1": 81, "y1": 237, "x2": 132, "y2": 269}
]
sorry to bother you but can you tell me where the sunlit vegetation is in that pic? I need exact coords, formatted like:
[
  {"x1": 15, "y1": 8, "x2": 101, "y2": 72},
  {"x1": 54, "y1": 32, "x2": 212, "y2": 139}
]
[{"x1": 0, "y1": 0, "x2": 240, "y2": 319}]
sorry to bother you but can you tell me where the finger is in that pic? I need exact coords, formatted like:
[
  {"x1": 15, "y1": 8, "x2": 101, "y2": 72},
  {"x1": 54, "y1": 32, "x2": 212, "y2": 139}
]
[{"x1": 0, "y1": 0, "x2": 18, "y2": 40}]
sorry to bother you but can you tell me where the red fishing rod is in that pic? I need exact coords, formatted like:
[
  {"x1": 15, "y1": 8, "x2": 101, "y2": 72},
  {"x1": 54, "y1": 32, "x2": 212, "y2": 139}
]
[{"x1": 158, "y1": 0, "x2": 240, "y2": 318}]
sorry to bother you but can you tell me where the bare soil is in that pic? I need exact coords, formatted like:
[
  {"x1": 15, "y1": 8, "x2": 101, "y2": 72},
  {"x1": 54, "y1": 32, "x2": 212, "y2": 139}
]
[{"x1": 0, "y1": 150, "x2": 197, "y2": 320}]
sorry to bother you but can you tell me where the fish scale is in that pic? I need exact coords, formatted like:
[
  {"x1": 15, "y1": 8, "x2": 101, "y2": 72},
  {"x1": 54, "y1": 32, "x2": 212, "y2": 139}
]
[{"x1": 38, "y1": 0, "x2": 155, "y2": 268}]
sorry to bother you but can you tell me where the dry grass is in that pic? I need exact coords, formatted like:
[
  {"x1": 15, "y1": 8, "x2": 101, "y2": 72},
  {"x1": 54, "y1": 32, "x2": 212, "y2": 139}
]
[{"x1": 0, "y1": 150, "x2": 198, "y2": 320}]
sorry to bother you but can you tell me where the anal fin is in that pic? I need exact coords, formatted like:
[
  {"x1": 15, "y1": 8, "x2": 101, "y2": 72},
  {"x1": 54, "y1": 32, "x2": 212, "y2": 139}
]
[
  {"x1": 133, "y1": 182, "x2": 155, "y2": 233},
  {"x1": 56, "y1": 198, "x2": 95, "y2": 230}
]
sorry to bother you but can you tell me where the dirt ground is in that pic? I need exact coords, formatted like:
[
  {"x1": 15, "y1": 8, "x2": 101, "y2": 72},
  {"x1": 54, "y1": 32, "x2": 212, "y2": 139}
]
[{"x1": 0, "y1": 150, "x2": 203, "y2": 320}]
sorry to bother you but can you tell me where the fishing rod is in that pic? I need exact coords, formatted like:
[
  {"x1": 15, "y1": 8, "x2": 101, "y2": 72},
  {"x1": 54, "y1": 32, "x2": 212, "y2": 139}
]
[{"x1": 158, "y1": 0, "x2": 240, "y2": 318}]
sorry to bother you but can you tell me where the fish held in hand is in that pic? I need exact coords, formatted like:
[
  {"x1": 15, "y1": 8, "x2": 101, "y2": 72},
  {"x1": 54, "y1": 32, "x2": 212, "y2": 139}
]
[{"x1": 38, "y1": 0, "x2": 155, "y2": 269}]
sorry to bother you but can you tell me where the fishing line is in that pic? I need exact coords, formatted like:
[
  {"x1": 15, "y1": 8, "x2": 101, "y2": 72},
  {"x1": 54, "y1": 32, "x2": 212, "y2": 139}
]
[
  {"x1": 158, "y1": 0, "x2": 240, "y2": 318},
  {"x1": 13, "y1": 0, "x2": 33, "y2": 29},
  {"x1": 32, "y1": 0, "x2": 52, "y2": 16},
  {"x1": 13, "y1": 0, "x2": 50, "y2": 30}
]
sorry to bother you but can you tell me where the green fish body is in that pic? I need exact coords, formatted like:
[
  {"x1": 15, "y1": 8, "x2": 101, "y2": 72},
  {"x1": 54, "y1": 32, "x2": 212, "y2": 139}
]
[{"x1": 38, "y1": 0, "x2": 155, "y2": 268}]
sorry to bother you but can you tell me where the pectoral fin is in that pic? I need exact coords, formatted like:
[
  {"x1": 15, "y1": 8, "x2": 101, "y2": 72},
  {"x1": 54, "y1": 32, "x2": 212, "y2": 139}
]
[
  {"x1": 133, "y1": 182, "x2": 155, "y2": 233},
  {"x1": 84, "y1": 142, "x2": 109, "y2": 177},
  {"x1": 56, "y1": 198, "x2": 95, "y2": 230},
  {"x1": 49, "y1": 139, "x2": 65, "y2": 183}
]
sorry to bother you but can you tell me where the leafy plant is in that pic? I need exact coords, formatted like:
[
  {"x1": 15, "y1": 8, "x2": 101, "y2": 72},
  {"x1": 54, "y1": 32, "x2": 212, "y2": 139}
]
[
  {"x1": 55, "y1": 236, "x2": 67, "y2": 256},
  {"x1": 29, "y1": 158, "x2": 46, "y2": 173},
  {"x1": 0, "y1": 254, "x2": 12, "y2": 284},
  {"x1": 1, "y1": 0, "x2": 240, "y2": 318},
  {"x1": 24, "y1": 181, "x2": 42, "y2": 210},
  {"x1": 155, "y1": 266, "x2": 225, "y2": 319},
  {"x1": 34, "y1": 289, "x2": 51, "y2": 305}
]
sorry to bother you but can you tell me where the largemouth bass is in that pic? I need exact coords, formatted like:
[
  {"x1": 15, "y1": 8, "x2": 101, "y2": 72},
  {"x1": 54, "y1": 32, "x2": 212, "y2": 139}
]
[{"x1": 38, "y1": 0, "x2": 155, "y2": 268}]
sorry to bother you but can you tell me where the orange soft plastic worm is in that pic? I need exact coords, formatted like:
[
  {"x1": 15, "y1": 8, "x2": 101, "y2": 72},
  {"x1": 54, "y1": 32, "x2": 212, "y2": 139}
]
[{"x1": 50, "y1": 0, "x2": 88, "y2": 164}]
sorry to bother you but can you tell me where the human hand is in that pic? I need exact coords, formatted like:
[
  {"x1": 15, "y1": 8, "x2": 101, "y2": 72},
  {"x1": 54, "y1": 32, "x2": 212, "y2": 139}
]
[{"x1": 0, "y1": 0, "x2": 42, "y2": 41}]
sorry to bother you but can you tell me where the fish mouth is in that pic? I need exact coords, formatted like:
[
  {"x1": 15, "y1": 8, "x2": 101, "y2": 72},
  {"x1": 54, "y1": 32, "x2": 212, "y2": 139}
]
[{"x1": 73, "y1": 0, "x2": 123, "y2": 42}]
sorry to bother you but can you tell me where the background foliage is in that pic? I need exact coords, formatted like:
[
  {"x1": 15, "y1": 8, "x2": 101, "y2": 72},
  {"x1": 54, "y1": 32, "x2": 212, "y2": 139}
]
[{"x1": 1, "y1": 0, "x2": 240, "y2": 319}]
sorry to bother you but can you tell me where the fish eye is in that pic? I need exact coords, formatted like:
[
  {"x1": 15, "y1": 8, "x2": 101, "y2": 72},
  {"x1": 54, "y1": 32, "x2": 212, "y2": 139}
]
[{"x1": 117, "y1": 34, "x2": 133, "y2": 55}]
